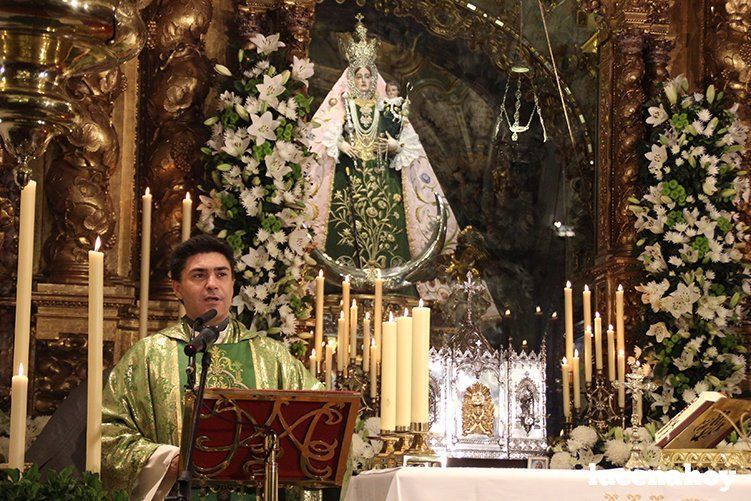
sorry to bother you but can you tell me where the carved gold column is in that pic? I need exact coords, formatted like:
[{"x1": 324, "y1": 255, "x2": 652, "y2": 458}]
[
  {"x1": 281, "y1": 0, "x2": 316, "y2": 59},
  {"x1": 43, "y1": 69, "x2": 122, "y2": 283},
  {"x1": 142, "y1": 0, "x2": 212, "y2": 298},
  {"x1": 703, "y1": 0, "x2": 751, "y2": 390}
]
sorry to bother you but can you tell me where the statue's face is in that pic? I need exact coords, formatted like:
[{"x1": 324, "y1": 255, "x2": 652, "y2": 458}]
[
  {"x1": 354, "y1": 67, "x2": 372, "y2": 93},
  {"x1": 386, "y1": 84, "x2": 399, "y2": 99}
]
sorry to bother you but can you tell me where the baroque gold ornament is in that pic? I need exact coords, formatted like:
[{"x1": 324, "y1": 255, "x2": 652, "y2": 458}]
[
  {"x1": 461, "y1": 382, "x2": 495, "y2": 437},
  {"x1": 0, "y1": 0, "x2": 145, "y2": 185}
]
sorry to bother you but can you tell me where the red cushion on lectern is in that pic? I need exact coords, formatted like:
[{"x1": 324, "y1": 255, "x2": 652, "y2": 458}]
[{"x1": 190, "y1": 389, "x2": 360, "y2": 488}]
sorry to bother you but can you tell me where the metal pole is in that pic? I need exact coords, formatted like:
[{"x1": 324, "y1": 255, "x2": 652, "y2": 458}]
[{"x1": 263, "y1": 431, "x2": 279, "y2": 501}]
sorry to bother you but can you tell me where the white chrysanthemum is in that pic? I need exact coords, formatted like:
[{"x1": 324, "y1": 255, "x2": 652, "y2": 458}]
[
  {"x1": 570, "y1": 426, "x2": 599, "y2": 449},
  {"x1": 603, "y1": 438, "x2": 631, "y2": 466},
  {"x1": 550, "y1": 451, "x2": 576, "y2": 470}
]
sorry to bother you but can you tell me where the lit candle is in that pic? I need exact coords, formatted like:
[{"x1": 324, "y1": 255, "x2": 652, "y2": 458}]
[
  {"x1": 503, "y1": 309, "x2": 512, "y2": 348},
  {"x1": 395, "y1": 308, "x2": 413, "y2": 429},
  {"x1": 594, "y1": 312, "x2": 603, "y2": 371},
  {"x1": 337, "y1": 311, "x2": 345, "y2": 371},
  {"x1": 617, "y1": 349, "x2": 626, "y2": 408},
  {"x1": 87, "y1": 236, "x2": 104, "y2": 473},
  {"x1": 411, "y1": 299, "x2": 430, "y2": 424},
  {"x1": 564, "y1": 281, "x2": 573, "y2": 360},
  {"x1": 374, "y1": 271, "x2": 383, "y2": 369},
  {"x1": 314, "y1": 270, "x2": 324, "y2": 358},
  {"x1": 325, "y1": 340, "x2": 334, "y2": 390},
  {"x1": 349, "y1": 299, "x2": 358, "y2": 361},
  {"x1": 369, "y1": 339, "x2": 378, "y2": 400},
  {"x1": 8, "y1": 363, "x2": 28, "y2": 469},
  {"x1": 139, "y1": 187, "x2": 152, "y2": 339},
  {"x1": 561, "y1": 357, "x2": 570, "y2": 419},
  {"x1": 309, "y1": 348, "x2": 317, "y2": 376},
  {"x1": 12, "y1": 180, "x2": 36, "y2": 380},
  {"x1": 607, "y1": 324, "x2": 616, "y2": 381},
  {"x1": 572, "y1": 349, "x2": 581, "y2": 409},
  {"x1": 363, "y1": 312, "x2": 371, "y2": 372},
  {"x1": 342, "y1": 276, "x2": 350, "y2": 368},
  {"x1": 583, "y1": 326, "x2": 592, "y2": 383},
  {"x1": 181, "y1": 192, "x2": 192, "y2": 242},
  {"x1": 582, "y1": 284, "x2": 591, "y2": 335},
  {"x1": 616, "y1": 284, "x2": 625, "y2": 356},
  {"x1": 380, "y1": 312, "x2": 397, "y2": 432}
]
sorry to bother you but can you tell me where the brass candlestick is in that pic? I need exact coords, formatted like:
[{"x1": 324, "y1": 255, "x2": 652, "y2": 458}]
[
  {"x1": 373, "y1": 431, "x2": 399, "y2": 469},
  {"x1": 404, "y1": 422, "x2": 441, "y2": 467},
  {"x1": 585, "y1": 369, "x2": 620, "y2": 433}
]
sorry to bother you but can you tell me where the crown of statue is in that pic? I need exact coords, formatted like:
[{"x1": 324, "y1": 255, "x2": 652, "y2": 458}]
[{"x1": 345, "y1": 14, "x2": 378, "y2": 69}]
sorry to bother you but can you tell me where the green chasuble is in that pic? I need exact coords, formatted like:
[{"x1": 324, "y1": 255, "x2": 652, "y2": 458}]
[
  {"x1": 101, "y1": 318, "x2": 320, "y2": 495},
  {"x1": 325, "y1": 98, "x2": 411, "y2": 269}
]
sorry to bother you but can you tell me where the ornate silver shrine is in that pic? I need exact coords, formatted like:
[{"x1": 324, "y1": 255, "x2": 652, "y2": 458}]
[{"x1": 427, "y1": 274, "x2": 548, "y2": 459}]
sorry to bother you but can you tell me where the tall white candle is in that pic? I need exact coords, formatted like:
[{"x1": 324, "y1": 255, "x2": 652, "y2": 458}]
[
  {"x1": 616, "y1": 284, "x2": 625, "y2": 356},
  {"x1": 369, "y1": 339, "x2": 377, "y2": 400},
  {"x1": 12, "y1": 180, "x2": 36, "y2": 378},
  {"x1": 362, "y1": 312, "x2": 371, "y2": 372},
  {"x1": 582, "y1": 284, "x2": 591, "y2": 335},
  {"x1": 374, "y1": 271, "x2": 383, "y2": 369},
  {"x1": 342, "y1": 276, "x2": 350, "y2": 369},
  {"x1": 617, "y1": 349, "x2": 626, "y2": 408},
  {"x1": 395, "y1": 308, "x2": 413, "y2": 429},
  {"x1": 87, "y1": 236, "x2": 104, "y2": 473},
  {"x1": 594, "y1": 312, "x2": 603, "y2": 371},
  {"x1": 314, "y1": 270, "x2": 324, "y2": 358},
  {"x1": 336, "y1": 311, "x2": 345, "y2": 371},
  {"x1": 181, "y1": 192, "x2": 192, "y2": 242},
  {"x1": 583, "y1": 326, "x2": 592, "y2": 383},
  {"x1": 8, "y1": 363, "x2": 28, "y2": 469},
  {"x1": 561, "y1": 358, "x2": 570, "y2": 419},
  {"x1": 309, "y1": 349, "x2": 317, "y2": 376},
  {"x1": 564, "y1": 281, "x2": 573, "y2": 360},
  {"x1": 607, "y1": 324, "x2": 616, "y2": 381},
  {"x1": 411, "y1": 299, "x2": 430, "y2": 424},
  {"x1": 349, "y1": 299, "x2": 358, "y2": 361},
  {"x1": 325, "y1": 340, "x2": 334, "y2": 390},
  {"x1": 380, "y1": 312, "x2": 397, "y2": 432},
  {"x1": 572, "y1": 349, "x2": 581, "y2": 410},
  {"x1": 139, "y1": 187, "x2": 152, "y2": 339}
]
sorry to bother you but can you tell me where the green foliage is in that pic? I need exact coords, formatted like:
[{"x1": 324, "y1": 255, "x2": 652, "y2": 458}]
[{"x1": 0, "y1": 466, "x2": 127, "y2": 501}]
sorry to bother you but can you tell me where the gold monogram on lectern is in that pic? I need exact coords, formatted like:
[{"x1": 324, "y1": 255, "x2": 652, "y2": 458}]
[{"x1": 461, "y1": 382, "x2": 495, "y2": 436}]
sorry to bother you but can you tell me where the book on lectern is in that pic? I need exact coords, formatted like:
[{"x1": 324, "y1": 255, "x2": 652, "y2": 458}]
[{"x1": 655, "y1": 391, "x2": 751, "y2": 449}]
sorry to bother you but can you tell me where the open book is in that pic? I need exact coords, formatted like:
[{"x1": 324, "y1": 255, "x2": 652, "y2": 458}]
[{"x1": 655, "y1": 392, "x2": 751, "y2": 449}]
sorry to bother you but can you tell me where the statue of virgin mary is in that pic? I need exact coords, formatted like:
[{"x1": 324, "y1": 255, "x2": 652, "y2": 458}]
[{"x1": 308, "y1": 17, "x2": 466, "y2": 304}]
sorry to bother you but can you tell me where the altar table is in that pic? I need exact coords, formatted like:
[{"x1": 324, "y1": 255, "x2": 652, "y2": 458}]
[{"x1": 344, "y1": 467, "x2": 751, "y2": 501}]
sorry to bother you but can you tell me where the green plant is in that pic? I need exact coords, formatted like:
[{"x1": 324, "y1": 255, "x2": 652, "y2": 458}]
[{"x1": 0, "y1": 466, "x2": 127, "y2": 501}]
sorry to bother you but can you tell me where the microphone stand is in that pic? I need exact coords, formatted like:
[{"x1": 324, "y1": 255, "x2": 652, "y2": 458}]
[{"x1": 167, "y1": 321, "x2": 214, "y2": 501}]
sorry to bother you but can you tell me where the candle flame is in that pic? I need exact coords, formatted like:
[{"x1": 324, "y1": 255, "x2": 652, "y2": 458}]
[
  {"x1": 585, "y1": 325, "x2": 591, "y2": 333},
  {"x1": 617, "y1": 284, "x2": 623, "y2": 292},
  {"x1": 618, "y1": 349, "x2": 625, "y2": 356},
  {"x1": 584, "y1": 284, "x2": 589, "y2": 292},
  {"x1": 551, "y1": 311, "x2": 558, "y2": 319},
  {"x1": 344, "y1": 274, "x2": 350, "y2": 283},
  {"x1": 144, "y1": 187, "x2": 151, "y2": 196},
  {"x1": 574, "y1": 349, "x2": 579, "y2": 357},
  {"x1": 94, "y1": 236, "x2": 101, "y2": 252},
  {"x1": 565, "y1": 280, "x2": 571, "y2": 288},
  {"x1": 403, "y1": 307, "x2": 409, "y2": 317},
  {"x1": 504, "y1": 309, "x2": 511, "y2": 316},
  {"x1": 328, "y1": 338, "x2": 336, "y2": 348},
  {"x1": 371, "y1": 338, "x2": 376, "y2": 347},
  {"x1": 535, "y1": 305, "x2": 541, "y2": 313},
  {"x1": 339, "y1": 311, "x2": 344, "y2": 319},
  {"x1": 352, "y1": 299, "x2": 356, "y2": 307},
  {"x1": 185, "y1": 192, "x2": 191, "y2": 201},
  {"x1": 595, "y1": 311, "x2": 601, "y2": 318},
  {"x1": 365, "y1": 311, "x2": 370, "y2": 320},
  {"x1": 17, "y1": 363, "x2": 24, "y2": 376},
  {"x1": 311, "y1": 348, "x2": 316, "y2": 358},
  {"x1": 561, "y1": 357, "x2": 568, "y2": 365},
  {"x1": 318, "y1": 269, "x2": 323, "y2": 278},
  {"x1": 389, "y1": 311, "x2": 394, "y2": 322},
  {"x1": 376, "y1": 269, "x2": 382, "y2": 279},
  {"x1": 522, "y1": 340, "x2": 527, "y2": 346},
  {"x1": 608, "y1": 324, "x2": 614, "y2": 331}
]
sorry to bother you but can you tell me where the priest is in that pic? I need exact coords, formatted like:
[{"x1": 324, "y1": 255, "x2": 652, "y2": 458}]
[{"x1": 101, "y1": 234, "x2": 320, "y2": 498}]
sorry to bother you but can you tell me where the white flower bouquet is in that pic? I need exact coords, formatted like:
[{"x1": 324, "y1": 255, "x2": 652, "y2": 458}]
[
  {"x1": 631, "y1": 75, "x2": 750, "y2": 420},
  {"x1": 198, "y1": 34, "x2": 318, "y2": 348}
]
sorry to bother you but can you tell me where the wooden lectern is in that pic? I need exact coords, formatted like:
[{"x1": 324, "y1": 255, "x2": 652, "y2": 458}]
[{"x1": 179, "y1": 389, "x2": 360, "y2": 500}]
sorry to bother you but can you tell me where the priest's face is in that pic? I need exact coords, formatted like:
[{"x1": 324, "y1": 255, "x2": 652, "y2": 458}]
[
  {"x1": 354, "y1": 67, "x2": 372, "y2": 93},
  {"x1": 172, "y1": 252, "x2": 234, "y2": 325}
]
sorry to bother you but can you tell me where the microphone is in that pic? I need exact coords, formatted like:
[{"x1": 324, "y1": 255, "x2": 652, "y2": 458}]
[
  {"x1": 184, "y1": 326, "x2": 220, "y2": 356},
  {"x1": 192, "y1": 309, "x2": 217, "y2": 329}
]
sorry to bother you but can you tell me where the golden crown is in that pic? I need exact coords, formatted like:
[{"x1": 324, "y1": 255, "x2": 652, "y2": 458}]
[{"x1": 344, "y1": 14, "x2": 378, "y2": 69}]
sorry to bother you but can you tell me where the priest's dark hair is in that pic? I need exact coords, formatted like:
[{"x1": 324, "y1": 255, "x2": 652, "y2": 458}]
[{"x1": 169, "y1": 234, "x2": 236, "y2": 281}]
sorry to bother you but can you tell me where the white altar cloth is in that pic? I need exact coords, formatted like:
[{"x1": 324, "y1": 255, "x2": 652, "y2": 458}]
[{"x1": 344, "y1": 467, "x2": 751, "y2": 501}]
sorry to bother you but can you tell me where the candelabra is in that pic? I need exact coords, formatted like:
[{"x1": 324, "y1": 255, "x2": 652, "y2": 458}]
[
  {"x1": 615, "y1": 361, "x2": 657, "y2": 470},
  {"x1": 584, "y1": 370, "x2": 621, "y2": 434}
]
